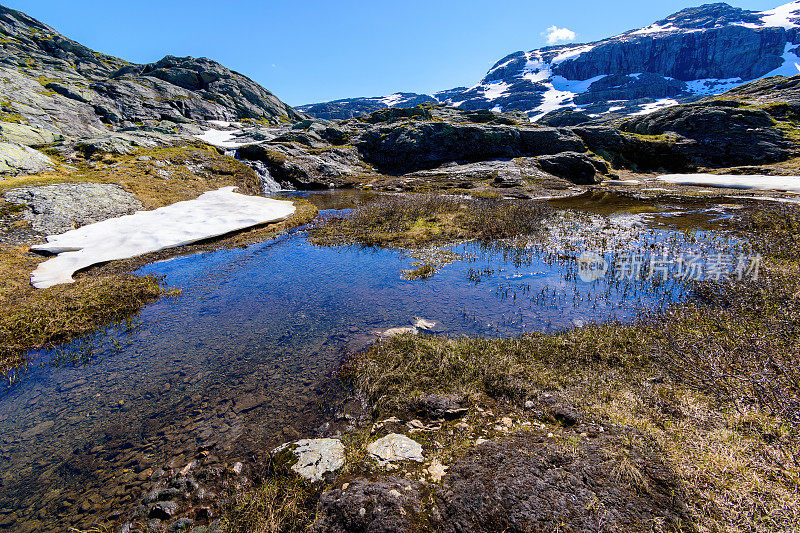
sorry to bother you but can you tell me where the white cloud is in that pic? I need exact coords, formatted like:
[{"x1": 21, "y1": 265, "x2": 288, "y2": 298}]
[{"x1": 543, "y1": 25, "x2": 576, "y2": 44}]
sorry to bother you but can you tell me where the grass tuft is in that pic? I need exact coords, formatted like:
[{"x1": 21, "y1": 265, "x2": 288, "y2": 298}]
[{"x1": 310, "y1": 193, "x2": 553, "y2": 248}]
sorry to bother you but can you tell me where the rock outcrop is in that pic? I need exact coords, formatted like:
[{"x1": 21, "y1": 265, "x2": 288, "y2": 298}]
[
  {"x1": 356, "y1": 122, "x2": 586, "y2": 173},
  {"x1": 0, "y1": 5, "x2": 302, "y2": 148},
  {"x1": 4, "y1": 183, "x2": 143, "y2": 234},
  {"x1": 0, "y1": 141, "x2": 53, "y2": 175},
  {"x1": 432, "y1": 431, "x2": 693, "y2": 533}
]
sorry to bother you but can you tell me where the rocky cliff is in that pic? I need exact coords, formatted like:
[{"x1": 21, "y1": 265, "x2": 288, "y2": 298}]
[
  {"x1": 0, "y1": 3, "x2": 302, "y2": 174},
  {"x1": 299, "y1": 1, "x2": 800, "y2": 121}
]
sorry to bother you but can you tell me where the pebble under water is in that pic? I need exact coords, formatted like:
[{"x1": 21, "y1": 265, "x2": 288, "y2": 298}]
[{"x1": 0, "y1": 191, "x2": 748, "y2": 532}]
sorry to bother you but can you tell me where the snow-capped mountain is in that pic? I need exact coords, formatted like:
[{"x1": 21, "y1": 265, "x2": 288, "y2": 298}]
[{"x1": 299, "y1": 1, "x2": 800, "y2": 121}]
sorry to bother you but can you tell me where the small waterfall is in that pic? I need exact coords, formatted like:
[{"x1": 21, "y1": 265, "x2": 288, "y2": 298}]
[
  {"x1": 231, "y1": 148, "x2": 295, "y2": 194},
  {"x1": 249, "y1": 160, "x2": 291, "y2": 194}
]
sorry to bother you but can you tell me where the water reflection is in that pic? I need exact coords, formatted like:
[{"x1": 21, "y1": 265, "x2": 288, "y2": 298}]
[{"x1": 0, "y1": 191, "x2": 745, "y2": 531}]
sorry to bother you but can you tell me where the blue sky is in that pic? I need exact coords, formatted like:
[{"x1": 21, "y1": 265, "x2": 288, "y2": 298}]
[{"x1": 5, "y1": 0, "x2": 784, "y2": 106}]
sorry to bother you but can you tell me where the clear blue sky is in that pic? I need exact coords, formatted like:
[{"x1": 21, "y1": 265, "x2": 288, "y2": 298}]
[{"x1": 5, "y1": 0, "x2": 784, "y2": 106}]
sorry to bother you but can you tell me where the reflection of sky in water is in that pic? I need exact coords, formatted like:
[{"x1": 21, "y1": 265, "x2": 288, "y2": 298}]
[{"x1": 0, "y1": 200, "x2": 742, "y2": 532}]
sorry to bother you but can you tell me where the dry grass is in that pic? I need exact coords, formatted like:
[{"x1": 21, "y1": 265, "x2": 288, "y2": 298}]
[
  {"x1": 339, "y1": 203, "x2": 800, "y2": 532},
  {"x1": 224, "y1": 477, "x2": 317, "y2": 533},
  {"x1": 0, "y1": 143, "x2": 262, "y2": 207},
  {"x1": 0, "y1": 247, "x2": 163, "y2": 373},
  {"x1": 310, "y1": 193, "x2": 553, "y2": 248}
]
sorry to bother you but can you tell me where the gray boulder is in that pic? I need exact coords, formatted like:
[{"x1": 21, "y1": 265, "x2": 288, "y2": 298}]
[
  {"x1": 0, "y1": 142, "x2": 53, "y2": 175},
  {"x1": 272, "y1": 438, "x2": 346, "y2": 483},
  {"x1": 366, "y1": 434, "x2": 424, "y2": 465},
  {"x1": 4, "y1": 182, "x2": 143, "y2": 234}
]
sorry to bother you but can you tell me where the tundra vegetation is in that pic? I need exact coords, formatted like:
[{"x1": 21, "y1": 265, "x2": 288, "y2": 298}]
[{"x1": 224, "y1": 200, "x2": 800, "y2": 533}]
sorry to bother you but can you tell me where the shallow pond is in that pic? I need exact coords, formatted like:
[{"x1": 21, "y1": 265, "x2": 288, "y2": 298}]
[{"x1": 0, "y1": 191, "x2": 748, "y2": 531}]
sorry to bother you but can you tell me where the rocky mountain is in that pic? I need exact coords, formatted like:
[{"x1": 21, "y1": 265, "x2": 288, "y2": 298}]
[
  {"x1": 0, "y1": 3, "x2": 303, "y2": 174},
  {"x1": 299, "y1": 1, "x2": 800, "y2": 121}
]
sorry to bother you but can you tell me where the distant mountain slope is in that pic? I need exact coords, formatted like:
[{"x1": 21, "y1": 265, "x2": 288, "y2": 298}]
[
  {"x1": 299, "y1": 1, "x2": 800, "y2": 121},
  {"x1": 0, "y1": 4, "x2": 302, "y2": 143}
]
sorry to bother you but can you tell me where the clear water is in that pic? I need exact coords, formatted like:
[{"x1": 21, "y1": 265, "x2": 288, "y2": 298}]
[{"x1": 0, "y1": 192, "x2": 744, "y2": 532}]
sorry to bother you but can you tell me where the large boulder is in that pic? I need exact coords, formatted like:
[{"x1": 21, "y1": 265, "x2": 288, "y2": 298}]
[
  {"x1": 4, "y1": 182, "x2": 143, "y2": 234},
  {"x1": 356, "y1": 122, "x2": 586, "y2": 173},
  {"x1": 0, "y1": 142, "x2": 53, "y2": 175},
  {"x1": 433, "y1": 431, "x2": 693, "y2": 533},
  {"x1": 537, "y1": 152, "x2": 607, "y2": 185},
  {"x1": 537, "y1": 109, "x2": 594, "y2": 127}
]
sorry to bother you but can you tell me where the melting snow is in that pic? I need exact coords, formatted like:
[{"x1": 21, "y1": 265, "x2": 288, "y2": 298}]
[
  {"x1": 551, "y1": 45, "x2": 596, "y2": 64},
  {"x1": 29, "y1": 187, "x2": 296, "y2": 289},
  {"x1": 630, "y1": 98, "x2": 679, "y2": 116},
  {"x1": 531, "y1": 85, "x2": 579, "y2": 121},
  {"x1": 482, "y1": 81, "x2": 510, "y2": 100},
  {"x1": 195, "y1": 127, "x2": 246, "y2": 149},
  {"x1": 380, "y1": 94, "x2": 405, "y2": 107},
  {"x1": 630, "y1": 23, "x2": 677, "y2": 36},
  {"x1": 685, "y1": 78, "x2": 744, "y2": 95},
  {"x1": 755, "y1": 1, "x2": 800, "y2": 29},
  {"x1": 659, "y1": 174, "x2": 800, "y2": 193}
]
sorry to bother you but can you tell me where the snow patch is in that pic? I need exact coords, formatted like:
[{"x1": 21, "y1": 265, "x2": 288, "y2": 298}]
[
  {"x1": 29, "y1": 187, "x2": 296, "y2": 289},
  {"x1": 630, "y1": 98, "x2": 679, "y2": 116},
  {"x1": 630, "y1": 22, "x2": 677, "y2": 36},
  {"x1": 756, "y1": 1, "x2": 800, "y2": 29},
  {"x1": 685, "y1": 77, "x2": 744, "y2": 95},
  {"x1": 659, "y1": 173, "x2": 800, "y2": 193},
  {"x1": 380, "y1": 94, "x2": 405, "y2": 107},
  {"x1": 551, "y1": 44, "x2": 595, "y2": 64},
  {"x1": 482, "y1": 81, "x2": 511, "y2": 100},
  {"x1": 195, "y1": 128, "x2": 245, "y2": 149}
]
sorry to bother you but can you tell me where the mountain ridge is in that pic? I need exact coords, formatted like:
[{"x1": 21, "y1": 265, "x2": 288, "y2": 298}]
[
  {"x1": 298, "y1": 1, "x2": 800, "y2": 121},
  {"x1": 0, "y1": 4, "x2": 302, "y2": 143}
]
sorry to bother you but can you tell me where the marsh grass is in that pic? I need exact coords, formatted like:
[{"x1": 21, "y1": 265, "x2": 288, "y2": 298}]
[
  {"x1": 224, "y1": 477, "x2": 318, "y2": 533},
  {"x1": 340, "y1": 202, "x2": 800, "y2": 531},
  {"x1": 0, "y1": 246, "x2": 164, "y2": 373},
  {"x1": 310, "y1": 193, "x2": 553, "y2": 247},
  {"x1": 401, "y1": 262, "x2": 437, "y2": 280}
]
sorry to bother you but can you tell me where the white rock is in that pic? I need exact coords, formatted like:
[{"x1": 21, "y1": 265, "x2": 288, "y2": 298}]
[
  {"x1": 427, "y1": 459, "x2": 448, "y2": 482},
  {"x1": 367, "y1": 433, "x2": 424, "y2": 464},
  {"x1": 413, "y1": 317, "x2": 437, "y2": 330},
  {"x1": 274, "y1": 438, "x2": 345, "y2": 482},
  {"x1": 378, "y1": 326, "x2": 418, "y2": 338},
  {"x1": 29, "y1": 187, "x2": 295, "y2": 288}
]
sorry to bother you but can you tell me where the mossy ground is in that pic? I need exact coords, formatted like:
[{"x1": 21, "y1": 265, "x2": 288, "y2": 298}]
[
  {"x1": 227, "y1": 201, "x2": 800, "y2": 533},
  {"x1": 0, "y1": 143, "x2": 316, "y2": 374}
]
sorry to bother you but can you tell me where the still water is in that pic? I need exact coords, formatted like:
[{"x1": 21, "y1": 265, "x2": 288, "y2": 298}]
[{"x1": 0, "y1": 191, "x2": 744, "y2": 531}]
